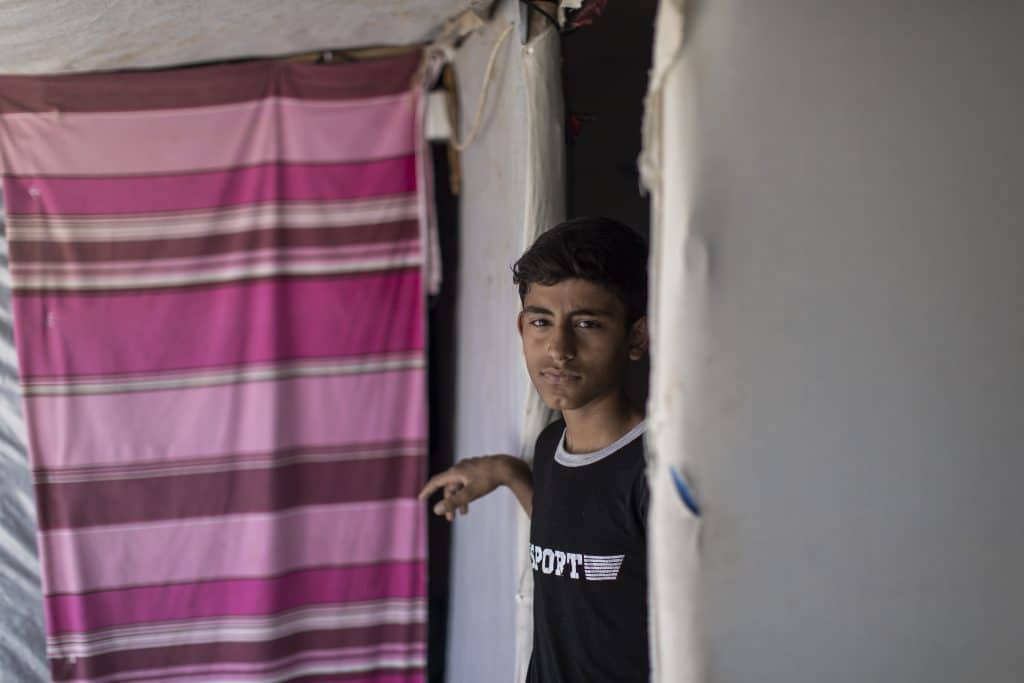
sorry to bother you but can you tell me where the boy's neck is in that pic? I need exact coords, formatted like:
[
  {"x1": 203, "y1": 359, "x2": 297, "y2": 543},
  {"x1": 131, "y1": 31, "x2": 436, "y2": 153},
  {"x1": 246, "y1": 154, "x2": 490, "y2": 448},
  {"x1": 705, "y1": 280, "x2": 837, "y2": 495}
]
[{"x1": 561, "y1": 389, "x2": 644, "y2": 454}]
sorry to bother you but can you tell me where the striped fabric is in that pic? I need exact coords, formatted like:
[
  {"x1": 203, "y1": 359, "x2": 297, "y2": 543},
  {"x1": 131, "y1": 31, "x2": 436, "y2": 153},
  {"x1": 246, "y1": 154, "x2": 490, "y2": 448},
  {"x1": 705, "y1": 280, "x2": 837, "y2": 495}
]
[{"x1": 0, "y1": 53, "x2": 429, "y2": 683}]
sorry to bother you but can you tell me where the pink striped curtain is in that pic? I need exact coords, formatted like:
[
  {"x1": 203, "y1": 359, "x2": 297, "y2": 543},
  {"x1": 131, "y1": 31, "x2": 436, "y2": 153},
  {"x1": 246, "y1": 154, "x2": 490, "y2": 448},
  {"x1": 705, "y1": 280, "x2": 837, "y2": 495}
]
[{"x1": 0, "y1": 53, "x2": 429, "y2": 683}]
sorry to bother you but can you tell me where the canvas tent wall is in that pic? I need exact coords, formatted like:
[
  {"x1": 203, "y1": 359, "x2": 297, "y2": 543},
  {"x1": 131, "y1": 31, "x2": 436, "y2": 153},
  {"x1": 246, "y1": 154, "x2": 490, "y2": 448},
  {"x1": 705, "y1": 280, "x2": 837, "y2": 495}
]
[
  {"x1": 0, "y1": 1, "x2": 495, "y2": 75},
  {"x1": 0, "y1": 199, "x2": 46, "y2": 683},
  {"x1": 644, "y1": 1, "x2": 1024, "y2": 681}
]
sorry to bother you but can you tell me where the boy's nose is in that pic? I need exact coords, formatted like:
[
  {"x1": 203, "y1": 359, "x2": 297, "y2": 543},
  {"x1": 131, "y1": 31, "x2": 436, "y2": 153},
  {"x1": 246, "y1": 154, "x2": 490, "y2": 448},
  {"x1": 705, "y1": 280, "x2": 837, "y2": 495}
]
[{"x1": 547, "y1": 327, "x2": 576, "y2": 362}]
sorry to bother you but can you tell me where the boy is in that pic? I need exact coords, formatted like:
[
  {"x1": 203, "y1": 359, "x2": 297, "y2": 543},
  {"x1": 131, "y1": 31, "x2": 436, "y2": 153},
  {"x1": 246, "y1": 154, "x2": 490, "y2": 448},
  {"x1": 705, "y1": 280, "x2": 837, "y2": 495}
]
[{"x1": 418, "y1": 217, "x2": 651, "y2": 682}]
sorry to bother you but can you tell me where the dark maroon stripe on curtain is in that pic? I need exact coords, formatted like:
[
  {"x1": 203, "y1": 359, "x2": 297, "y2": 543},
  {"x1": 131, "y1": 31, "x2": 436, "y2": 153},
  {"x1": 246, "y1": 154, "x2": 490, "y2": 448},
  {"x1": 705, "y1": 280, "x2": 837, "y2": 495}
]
[
  {"x1": 51, "y1": 622, "x2": 427, "y2": 681},
  {"x1": 9, "y1": 220, "x2": 421, "y2": 264},
  {"x1": 37, "y1": 455, "x2": 426, "y2": 530},
  {"x1": 34, "y1": 440, "x2": 423, "y2": 482},
  {"x1": 46, "y1": 562, "x2": 426, "y2": 633},
  {"x1": 4, "y1": 158, "x2": 416, "y2": 217},
  {"x1": 0, "y1": 52, "x2": 422, "y2": 114}
]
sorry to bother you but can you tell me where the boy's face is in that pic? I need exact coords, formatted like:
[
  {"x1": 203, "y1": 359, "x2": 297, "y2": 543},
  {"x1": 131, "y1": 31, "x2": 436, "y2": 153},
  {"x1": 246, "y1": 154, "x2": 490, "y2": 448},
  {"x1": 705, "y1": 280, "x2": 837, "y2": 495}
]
[{"x1": 517, "y1": 278, "x2": 647, "y2": 413}]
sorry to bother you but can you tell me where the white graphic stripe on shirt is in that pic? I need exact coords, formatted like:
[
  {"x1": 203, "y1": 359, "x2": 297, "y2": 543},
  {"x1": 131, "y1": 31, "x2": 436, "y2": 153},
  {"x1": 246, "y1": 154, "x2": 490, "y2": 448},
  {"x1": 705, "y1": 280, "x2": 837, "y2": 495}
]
[{"x1": 583, "y1": 554, "x2": 625, "y2": 581}]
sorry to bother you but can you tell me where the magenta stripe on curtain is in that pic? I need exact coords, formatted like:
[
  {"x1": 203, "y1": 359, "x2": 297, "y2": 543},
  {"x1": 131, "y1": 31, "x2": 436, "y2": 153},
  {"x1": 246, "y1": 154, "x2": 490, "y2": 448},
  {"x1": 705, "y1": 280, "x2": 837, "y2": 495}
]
[{"x1": 0, "y1": 53, "x2": 429, "y2": 683}]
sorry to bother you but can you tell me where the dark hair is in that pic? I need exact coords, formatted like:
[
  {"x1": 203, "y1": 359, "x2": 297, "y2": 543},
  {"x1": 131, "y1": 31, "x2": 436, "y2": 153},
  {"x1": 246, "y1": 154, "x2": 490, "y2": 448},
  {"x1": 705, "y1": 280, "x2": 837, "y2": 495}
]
[{"x1": 512, "y1": 217, "x2": 648, "y2": 323}]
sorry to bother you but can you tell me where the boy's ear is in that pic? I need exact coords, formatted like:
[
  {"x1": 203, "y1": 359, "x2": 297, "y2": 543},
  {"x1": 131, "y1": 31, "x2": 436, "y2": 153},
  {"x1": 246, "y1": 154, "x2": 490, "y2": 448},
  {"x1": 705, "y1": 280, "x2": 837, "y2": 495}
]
[
  {"x1": 517, "y1": 310, "x2": 526, "y2": 337},
  {"x1": 628, "y1": 316, "x2": 649, "y2": 361}
]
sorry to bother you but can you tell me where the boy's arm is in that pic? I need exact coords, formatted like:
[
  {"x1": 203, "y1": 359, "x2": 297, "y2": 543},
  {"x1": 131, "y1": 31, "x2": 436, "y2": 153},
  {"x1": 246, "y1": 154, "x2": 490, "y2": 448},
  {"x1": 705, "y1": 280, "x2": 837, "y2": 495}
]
[{"x1": 418, "y1": 455, "x2": 534, "y2": 519}]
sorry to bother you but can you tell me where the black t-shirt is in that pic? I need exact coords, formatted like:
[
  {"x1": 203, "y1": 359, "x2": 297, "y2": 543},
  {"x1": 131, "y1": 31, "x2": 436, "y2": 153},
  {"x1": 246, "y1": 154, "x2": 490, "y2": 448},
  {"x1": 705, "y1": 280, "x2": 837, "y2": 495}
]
[{"x1": 526, "y1": 419, "x2": 650, "y2": 683}]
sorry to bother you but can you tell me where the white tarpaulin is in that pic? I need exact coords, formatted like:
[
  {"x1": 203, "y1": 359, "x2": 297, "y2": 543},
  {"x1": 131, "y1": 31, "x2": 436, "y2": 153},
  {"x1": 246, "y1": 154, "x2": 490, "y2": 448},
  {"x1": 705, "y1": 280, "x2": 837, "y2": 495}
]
[
  {"x1": 642, "y1": 1, "x2": 1024, "y2": 682},
  {"x1": 0, "y1": 0, "x2": 494, "y2": 74},
  {"x1": 446, "y1": 1, "x2": 564, "y2": 681},
  {"x1": 640, "y1": 1, "x2": 703, "y2": 681},
  {"x1": 0, "y1": 197, "x2": 48, "y2": 682}
]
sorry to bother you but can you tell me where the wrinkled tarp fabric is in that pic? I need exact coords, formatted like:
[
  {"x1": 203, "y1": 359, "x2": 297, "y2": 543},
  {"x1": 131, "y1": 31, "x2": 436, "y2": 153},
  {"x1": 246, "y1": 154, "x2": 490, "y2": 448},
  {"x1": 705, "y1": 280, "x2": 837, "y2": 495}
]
[
  {"x1": 0, "y1": 196, "x2": 48, "y2": 682},
  {"x1": 443, "y1": 3, "x2": 564, "y2": 679},
  {"x1": 640, "y1": 1, "x2": 704, "y2": 682},
  {"x1": 641, "y1": 2, "x2": 1024, "y2": 682},
  {"x1": 0, "y1": 53, "x2": 430, "y2": 683},
  {"x1": 0, "y1": 1, "x2": 496, "y2": 75}
]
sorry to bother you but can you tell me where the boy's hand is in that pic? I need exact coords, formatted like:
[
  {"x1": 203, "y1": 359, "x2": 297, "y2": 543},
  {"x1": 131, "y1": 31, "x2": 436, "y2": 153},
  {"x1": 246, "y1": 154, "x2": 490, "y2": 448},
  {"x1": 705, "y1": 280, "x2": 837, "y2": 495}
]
[{"x1": 418, "y1": 455, "x2": 526, "y2": 521}]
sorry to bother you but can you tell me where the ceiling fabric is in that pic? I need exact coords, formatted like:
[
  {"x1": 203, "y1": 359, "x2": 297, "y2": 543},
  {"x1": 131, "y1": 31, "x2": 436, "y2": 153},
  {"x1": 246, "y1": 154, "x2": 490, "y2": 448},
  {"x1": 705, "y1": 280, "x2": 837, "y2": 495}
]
[{"x1": 0, "y1": 0, "x2": 494, "y2": 74}]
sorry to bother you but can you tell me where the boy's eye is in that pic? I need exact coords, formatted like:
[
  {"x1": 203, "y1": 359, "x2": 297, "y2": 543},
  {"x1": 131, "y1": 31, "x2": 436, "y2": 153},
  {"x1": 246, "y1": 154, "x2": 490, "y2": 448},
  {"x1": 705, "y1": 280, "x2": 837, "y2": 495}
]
[
  {"x1": 576, "y1": 320, "x2": 600, "y2": 329},
  {"x1": 530, "y1": 319, "x2": 550, "y2": 327}
]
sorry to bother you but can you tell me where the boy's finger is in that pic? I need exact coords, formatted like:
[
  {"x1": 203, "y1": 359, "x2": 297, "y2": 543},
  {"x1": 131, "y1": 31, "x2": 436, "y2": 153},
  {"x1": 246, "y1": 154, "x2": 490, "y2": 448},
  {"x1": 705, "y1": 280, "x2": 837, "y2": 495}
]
[
  {"x1": 447, "y1": 486, "x2": 475, "y2": 509},
  {"x1": 417, "y1": 474, "x2": 451, "y2": 500},
  {"x1": 434, "y1": 491, "x2": 470, "y2": 517},
  {"x1": 417, "y1": 471, "x2": 461, "y2": 500},
  {"x1": 433, "y1": 498, "x2": 457, "y2": 516},
  {"x1": 417, "y1": 479, "x2": 441, "y2": 501},
  {"x1": 431, "y1": 478, "x2": 478, "y2": 516}
]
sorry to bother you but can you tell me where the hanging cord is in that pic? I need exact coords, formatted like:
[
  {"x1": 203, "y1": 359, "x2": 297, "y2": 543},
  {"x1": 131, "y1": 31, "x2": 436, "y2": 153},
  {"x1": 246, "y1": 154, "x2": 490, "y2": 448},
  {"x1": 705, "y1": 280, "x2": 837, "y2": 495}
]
[
  {"x1": 450, "y1": 22, "x2": 515, "y2": 152},
  {"x1": 519, "y1": 0, "x2": 560, "y2": 31}
]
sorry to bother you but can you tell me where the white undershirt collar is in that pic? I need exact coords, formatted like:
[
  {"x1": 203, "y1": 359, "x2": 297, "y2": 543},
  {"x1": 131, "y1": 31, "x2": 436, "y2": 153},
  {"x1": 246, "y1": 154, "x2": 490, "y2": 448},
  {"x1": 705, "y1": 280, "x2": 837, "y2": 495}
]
[{"x1": 554, "y1": 420, "x2": 648, "y2": 468}]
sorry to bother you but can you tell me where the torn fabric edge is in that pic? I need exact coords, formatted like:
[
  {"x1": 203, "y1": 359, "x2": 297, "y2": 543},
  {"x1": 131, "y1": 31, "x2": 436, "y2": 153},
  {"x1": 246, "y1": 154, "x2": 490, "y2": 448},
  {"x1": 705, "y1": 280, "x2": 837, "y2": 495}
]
[
  {"x1": 417, "y1": 51, "x2": 445, "y2": 296},
  {"x1": 639, "y1": 1, "x2": 707, "y2": 683}
]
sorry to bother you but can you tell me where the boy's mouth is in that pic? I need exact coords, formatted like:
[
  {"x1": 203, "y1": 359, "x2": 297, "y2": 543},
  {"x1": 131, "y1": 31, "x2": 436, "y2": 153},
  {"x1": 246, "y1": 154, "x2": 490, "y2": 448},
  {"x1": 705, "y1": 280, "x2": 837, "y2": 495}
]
[{"x1": 540, "y1": 369, "x2": 582, "y2": 385}]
